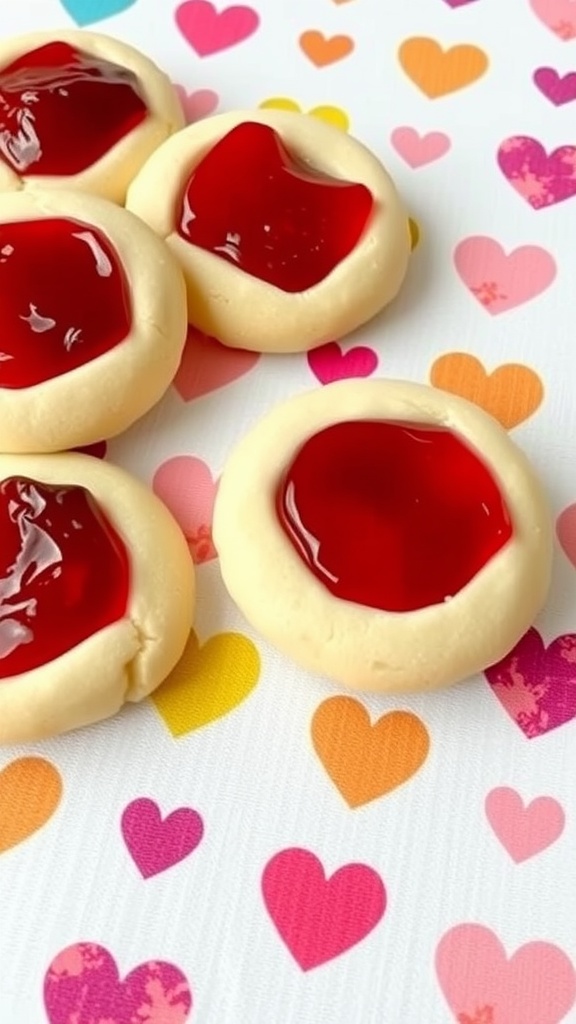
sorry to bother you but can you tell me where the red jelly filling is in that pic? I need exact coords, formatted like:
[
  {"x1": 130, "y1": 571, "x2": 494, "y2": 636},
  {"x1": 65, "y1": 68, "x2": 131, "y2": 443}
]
[
  {"x1": 178, "y1": 121, "x2": 374, "y2": 293},
  {"x1": 0, "y1": 217, "x2": 131, "y2": 389},
  {"x1": 0, "y1": 42, "x2": 147, "y2": 177},
  {"x1": 0, "y1": 476, "x2": 130, "y2": 677},
  {"x1": 277, "y1": 420, "x2": 512, "y2": 613}
]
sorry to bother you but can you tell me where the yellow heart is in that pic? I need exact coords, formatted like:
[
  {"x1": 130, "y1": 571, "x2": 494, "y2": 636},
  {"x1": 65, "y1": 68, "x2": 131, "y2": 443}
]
[
  {"x1": 259, "y1": 97, "x2": 350, "y2": 132},
  {"x1": 151, "y1": 630, "x2": 260, "y2": 737},
  {"x1": 409, "y1": 217, "x2": 420, "y2": 250}
]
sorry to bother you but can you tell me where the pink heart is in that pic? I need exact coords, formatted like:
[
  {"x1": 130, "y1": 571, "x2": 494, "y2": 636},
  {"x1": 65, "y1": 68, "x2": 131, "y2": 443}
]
[
  {"x1": 173, "y1": 328, "x2": 260, "y2": 401},
  {"x1": 390, "y1": 126, "x2": 451, "y2": 168},
  {"x1": 534, "y1": 68, "x2": 576, "y2": 106},
  {"x1": 307, "y1": 341, "x2": 378, "y2": 385},
  {"x1": 530, "y1": 0, "x2": 576, "y2": 40},
  {"x1": 485, "y1": 787, "x2": 565, "y2": 862},
  {"x1": 44, "y1": 943, "x2": 192, "y2": 1023},
  {"x1": 174, "y1": 84, "x2": 219, "y2": 122},
  {"x1": 175, "y1": 0, "x2": 260, "y2": 56},
  {"x1": 436, "y1": 924, "x2": 576, "y2": 1024},
  {"x1": 153, "y1": 455, "x2": 218, "y2": 564},
  {"x1": 454, "y1": 236, "x2": 556, "y2": 314},
  {"x1": 485, "y1": 627, "x2": 576, "y2": 739},
  {"x1": 557, "y1": 503, "x2": 576, "y2": 568},
  {"x1": 262, "y1": 847, "x2": 386, "y2": 970},
  {"x1": 121, "y1": 798, "x2": 204, "y2": 879},
  {"x1": 498, "y1": 136, "x2": 576, "y2": 210}
]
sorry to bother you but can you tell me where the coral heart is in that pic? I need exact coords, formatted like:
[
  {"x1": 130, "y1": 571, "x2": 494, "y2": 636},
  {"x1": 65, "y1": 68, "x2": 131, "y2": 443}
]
[
  {"x1": 557, "y1": 504, "x2": 576, "y2": 568},
  {"x1": 307, "y1": 342, "x2": 378, "y2": 384},
  {"x1": 311, "y1": 698, "x2": 430, "y2": 808},
  {"x1": 436, "y1": 924, "x2": 576, "y2": 1024},
  {"x1": 534, "y1": 68, "x2": 576, "y2": 106},
  {"x1": 530, "y1": 0, "x2": 576, "y2": 40},
  {"x1": 259, "y1": 97, "x2": 349, "y2": 132},
  {"x1": 174, "y1": 85, "x2": 220, "y2": 122},
  {"x1": 485, "y1": 628, "x2": 576, "y2": 739},
  {"x1": 0, "y1": 757, "x2": 61, "y2": 853},
  {"x1": 299, "y1": 31, "x2": 355, "y2": 67},
  {"x1": 121, "y1": 797, "x2": 204, "y2": 878},
  {"x1": 454, "y1": 236, "x2": 556, "y2": 314},
  {"x1": 485, "y1": 787, "x2": 565, "y2": 862},
  {"x1": 151, "y1": 630, "x2": 260, "y2": 737},
  {"x1": 391, "y1": 126, "x2": 451, "y2": 167},
  {"x1": 176, "y1": 0, "x2": 260, "y2": 56},
  {"x1": 59, "y1": 0, "x2": 137, "y2": 25},
  {"x1": 498, "y1": 136, "x2": 576, "y2": 209},
  {"x1": 173, "y1": 327, "x2": 260, "y2": 401},
  {"x1": 262, "y1": 848, "x2": 386, "y2": 970},
  {"x1": 44, "y1": 943, "x2": 192, "y2": 1023},
  {"x1": 153, "y1": 455, "x2": 218, "y2": 564},
  {"x1": 398, "y1": 37, "x2": 489, "y2": 98},
  {"x1": 430, "y1": 352, "x2": 543, "y2": 429}
]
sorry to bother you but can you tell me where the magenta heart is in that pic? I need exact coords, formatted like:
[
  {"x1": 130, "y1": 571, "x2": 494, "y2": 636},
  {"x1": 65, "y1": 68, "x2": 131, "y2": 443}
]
[
  {"x1": 44, "y1": 942, "x2": 192, "y2": 1023},
  {"x1": 485, "y1": 627, "x2": 576, "y2": 739},
  {"x1": 176, "y1": 0, "x2": 260, "y2": 56},
  {"x1": 498, "y1": 136, "x2": 576, "y2": 209},
  {"x1": 307, "y1": 341, "x2": 378, "y2": 385},
  {"x1": 262, "y1": 847, "x2": 386, "y2": 970},
  {"x1": 534, "y1": 68, "x2": 576, "y2": 105},
  {"x1": 121, "y1": 797, "x2": 204, "y2": 879}
]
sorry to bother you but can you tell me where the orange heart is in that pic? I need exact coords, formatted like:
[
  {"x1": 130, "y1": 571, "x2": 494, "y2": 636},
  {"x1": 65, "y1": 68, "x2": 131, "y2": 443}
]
[
  {"x1": 0, "y1": 757, "x2": 62, "y2": 853},
  {"x1": 299, "y1": 30, "x2": 354, "y2": 67},
  {"x1": 430, "y1": 353, "x2": 544, "y2": 429},
  {"x1": 311, "y1": 697, "x2": 430, "y2": 808},
  {"x1": 399, "y1": 37, "x2": 489, "y2": 98}
]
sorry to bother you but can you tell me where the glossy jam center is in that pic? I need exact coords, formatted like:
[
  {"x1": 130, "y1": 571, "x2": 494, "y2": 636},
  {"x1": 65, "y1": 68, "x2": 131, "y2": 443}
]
[
  {"x1": 0, "y1": 476, "x2": 130, "y2": 677},
  {"x1": 0, "y1": 217, "x2": 131, "y2": 389},
  {"x1": 277, "y1": 420, "x2": 513, "y2": 612},
  {"x1": 0, "y1": 42, "x2": 147, "y2": 176},
  {"x1": 178, "y1": 121, "x2": 374, "y2": 293}
]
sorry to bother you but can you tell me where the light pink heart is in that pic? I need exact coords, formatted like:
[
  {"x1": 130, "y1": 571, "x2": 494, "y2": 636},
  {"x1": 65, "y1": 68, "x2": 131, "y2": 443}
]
[
  {"x1": 174, "y1": 84, "x2": 219, "y2": 122},
  {"x1": 485, "y1": 628, "x2": 576, "y2": 739},
  {"x1": 307, "y1": 341, "x2": 378, "y2": 385},
  {"x1": 175, "y1": 0, "x2": 260, "y2": 56},
  {"x1": 44, "y1": 943, "x2": 192, "y2": 1024},
  {"x1": 153, "y1": 455, "x2": 218, "y2": 564},
  {"x1": 530, "y1": 0, "x2": 576, "y2": 40},
  {"x1": 557, "y1": 503, "x2": 576, "y2": 568},
  {"x1": 121, "y1": 798, "x2": 204, "y2": 879},
  {"x1": 436, "y1": 924, "x2": 576, "y2": 1024},
  {"x1": 485, "y1": 787, "x2": 565, "y2": 863},
  {"x1": 173, "y1": 327, "x2": 260, "y2": 401},
  {"x1": 390, "y1": 126, "x2": 451, "y2": 168},
  {"x1": 262, "y1": 847, "x2": 386, "y2": 970},
  {"x1": 454, "y1": 236, "x2": 556, "y2": 314}
]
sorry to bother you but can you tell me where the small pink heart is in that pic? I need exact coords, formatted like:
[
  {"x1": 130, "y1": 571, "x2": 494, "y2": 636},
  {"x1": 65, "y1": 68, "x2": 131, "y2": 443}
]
[
  {"x1": 307, "y1": 341, "x2": 378, "y2": 385},
  {"x1": 153, "y1": 455, "x2": 218, "y2": 565},
  {"x1": 485, "y1": 627, "x2": 576, "y2": 739},
  {"x1": 530, "y1": 0, "x2": 576, "y2": 40},
  {"x1": 557, "y1": 503, "x2": 576, "y2": 568},
  {"x1": 121, "y1": 797, "x2": 204, "y2": 878},
  {"x1": 436, "y1": 924, "x2": 576, "y2": 1024},
  {"x1": 262, "y1": 847, "x2": 386, "y2": 970},
  {"x1": 390, "y1": 126, "x2": 451, "y2": 168},
  {"x1": 174, "y1": 84, "x2": 219, "y2": 122},
  {"x1": 454, "y1": 236, "x2": 556, "y2": 314},
  {"x1": 485, "y1": 787, "x2": 565, "y2": 863},
  {"x1": 176, "y1": 0, "x2": 260, "y2": 56},
  {"x1": 173, "y1": 327, "x2": 260, "y2": 401},
  {"x1": 44, "y1": 943, "x2": 192, "y2": 1023}
]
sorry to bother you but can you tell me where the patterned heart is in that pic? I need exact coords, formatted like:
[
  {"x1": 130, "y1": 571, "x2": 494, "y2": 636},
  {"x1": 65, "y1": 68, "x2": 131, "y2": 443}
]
[
  {"x1": 454, "y1": 236, "x2": 556, "y2": 314},
  {"x1": 485, "y1": 627, "x2": 576, "y2": 739},
  {"x1": 121, "y1": 797, "x2": 204, "y2": 878},
  {"x1": 44, "y1": 943, "x2": 192, "y2": 1022},
  {"x1": 176, "y1": 0, "x2": 260, "y2": 56},
  {"x1": 498, "y1": 136, "x2": 576, "y2": 209},
  {"x1": 153, "y1": 455, "x2": 218, "y2": 564},
  {"x1": 530, "y1": 0, "x2": 576, "y2": 40},
  {"x1": 307, "y1": 342, "x2": 378, "y2": 384},
  {"x1": 262, "y1": 848, "x2": 386, "y2": 969}
]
